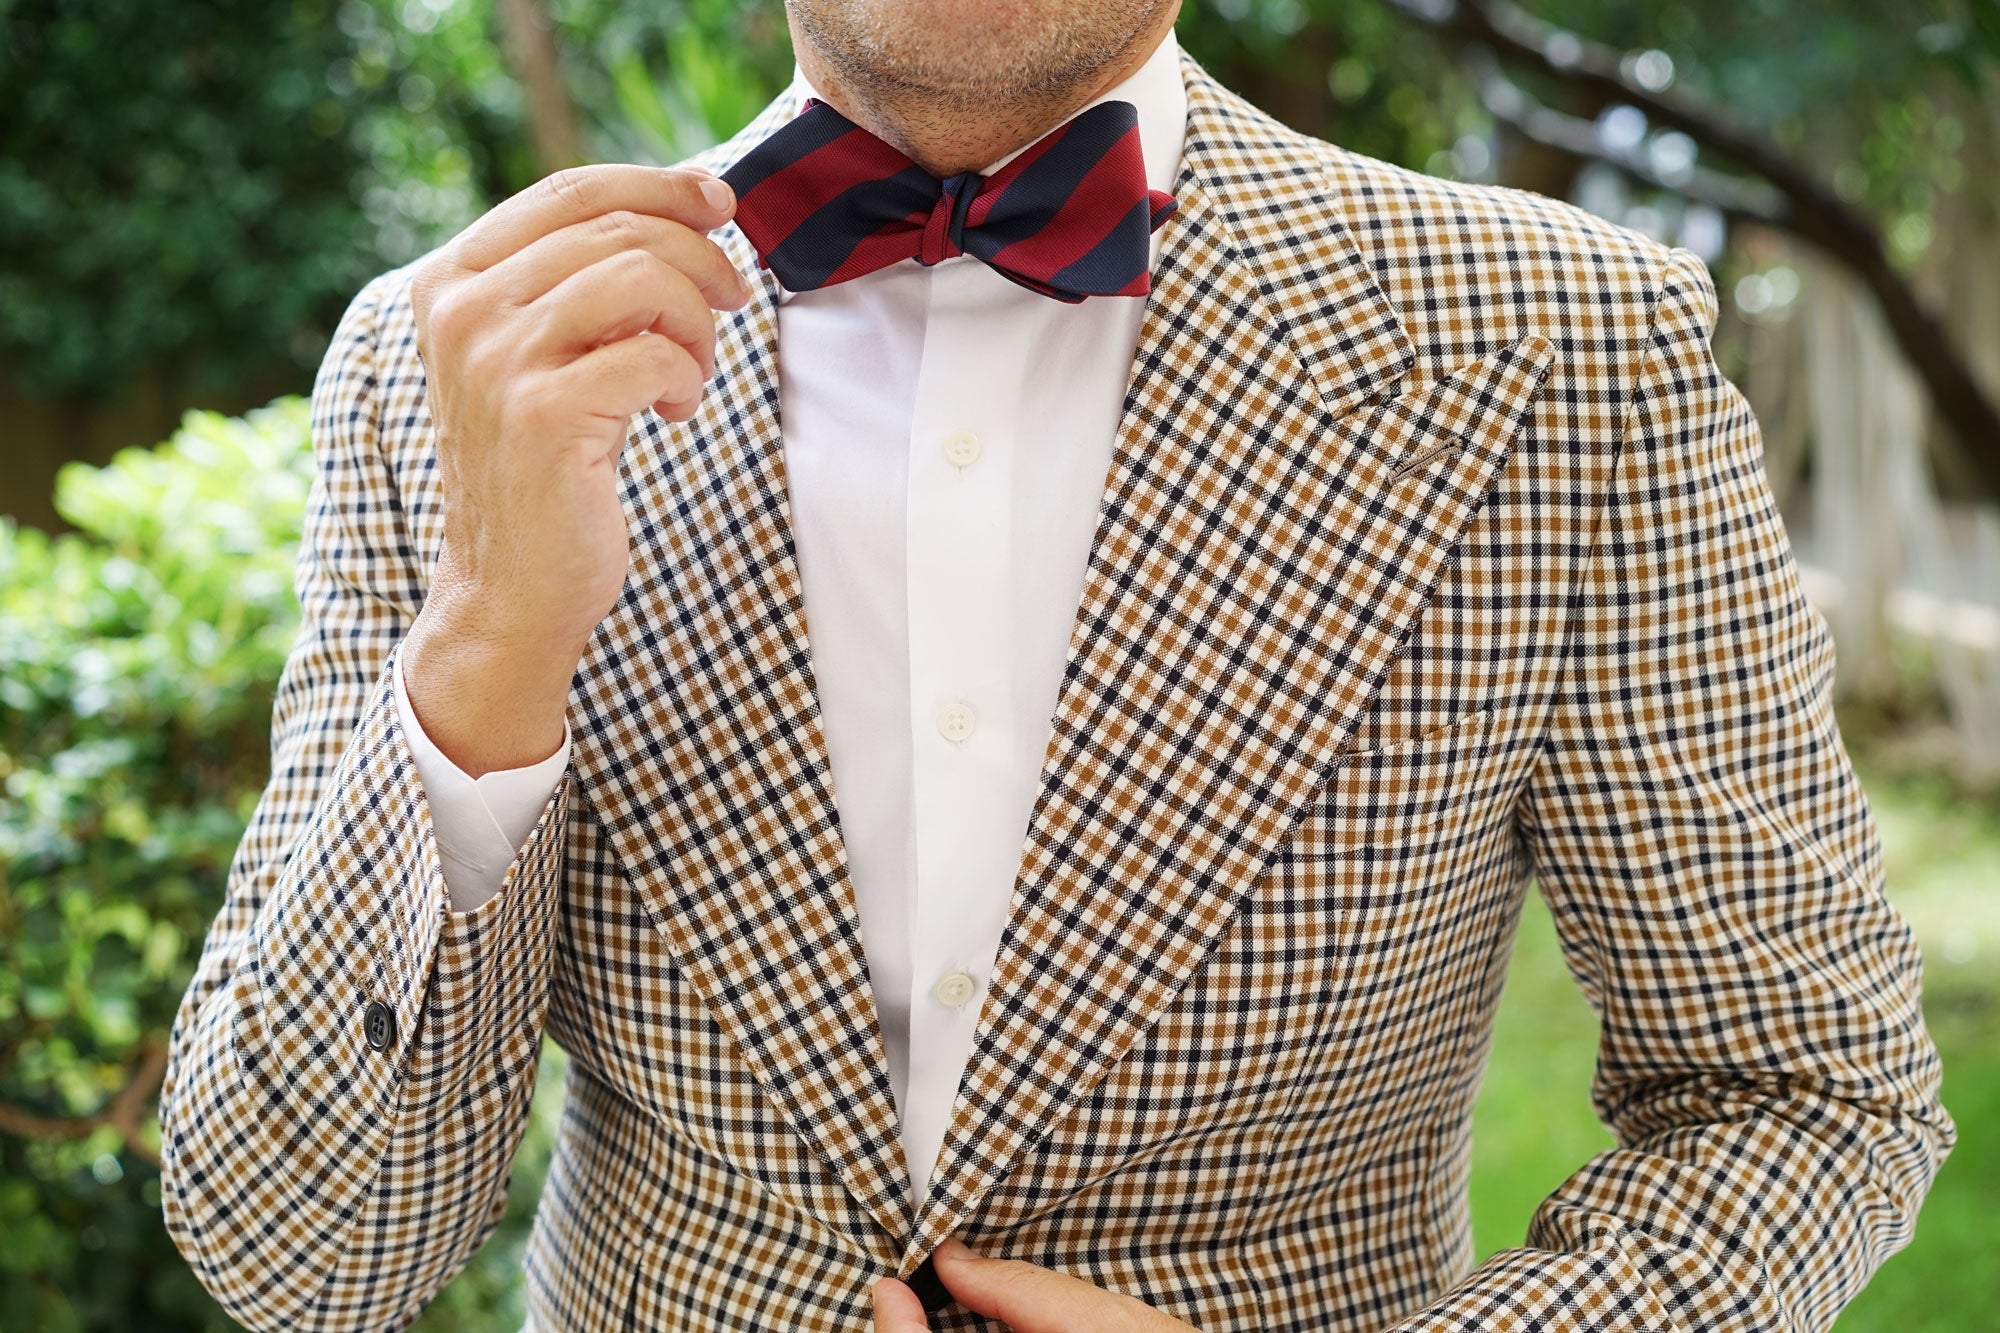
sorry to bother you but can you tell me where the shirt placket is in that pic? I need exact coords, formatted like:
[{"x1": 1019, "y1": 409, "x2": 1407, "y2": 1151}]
[{"x1": 901, "y1": 257, "x2": 1029, "y2": 1204}]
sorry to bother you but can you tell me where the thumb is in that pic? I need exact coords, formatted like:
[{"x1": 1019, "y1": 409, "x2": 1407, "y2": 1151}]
[{"x1": 872, "y1": 1276, "x2": 931, "y2": 1332}]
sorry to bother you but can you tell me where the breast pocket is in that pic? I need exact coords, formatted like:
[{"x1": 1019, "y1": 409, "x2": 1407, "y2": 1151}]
[{"x1": 1313, "y1": 706, "x2": 1495, "y2": 850}]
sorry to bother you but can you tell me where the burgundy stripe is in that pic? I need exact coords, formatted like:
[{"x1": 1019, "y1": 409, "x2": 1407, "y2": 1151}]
[
  {"x1": 817, "y1": 209, "x2": 932, "y2": 287},
  {"x1": 962, "y1": 116, "x2": 1073, "y2": 230},
  {"x1": 735, "y1": 127, "x2": 916, "y2": 253},
  {"x1": 720, "y1": 98, "x2": 854, "y2": 200},
  {"x1": 1047, "y1": 196, "x2": 1154, "y2": 296},
  {"x1": 728, "y1": 91, "x2": 1170, "y2": 299},
  {"x1": 986, "y1": 123, "x2": 1147, "y2": 280}
]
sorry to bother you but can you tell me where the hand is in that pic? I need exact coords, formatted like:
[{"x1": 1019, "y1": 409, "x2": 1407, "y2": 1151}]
[
  {"x1": 399, "y1": 163, "x2": 752, "y2": 773},
  {"x1": 872, "y1": 1236, "x2": 1201, "y2": 1332}
]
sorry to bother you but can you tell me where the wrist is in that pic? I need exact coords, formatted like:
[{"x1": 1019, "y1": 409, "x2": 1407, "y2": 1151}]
[{"x1": 400, "y1": 588, "x2": 583, "y2": 777}]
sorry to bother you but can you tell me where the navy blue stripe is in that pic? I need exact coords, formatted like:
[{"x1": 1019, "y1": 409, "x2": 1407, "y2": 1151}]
[
  {"x1": 939, "y1": 172, "x2": 979, "y2": 255},
  {"x1": 720, "y1": 100, "x2": 858, "y2": 200},
  {"x1": 990, "y1": 267, "x2": 1085, "y2": 303},
  {"x1": 1047, "y1": 194, "x2": 1152, "y2": 297},
  {"x1": 973, "y1": 101, "x2": 1140, "y2": 253},
  {"x1": 765, "y1": 163, "x2": 939, "y2": 289}
]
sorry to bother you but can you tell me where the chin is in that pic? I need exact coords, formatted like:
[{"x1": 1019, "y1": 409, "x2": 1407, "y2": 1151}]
[{"x1": 789, "y1": 0, "x2": 1152, "y2": 99}]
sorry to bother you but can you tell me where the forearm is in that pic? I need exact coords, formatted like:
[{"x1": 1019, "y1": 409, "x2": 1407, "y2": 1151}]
[
  {"x1": 1386, "y1": 1072, "x2": 1945, "y2": 1331},
  {"x1": 160, "y1": 657, "x2": 571, "y2": 1330}
]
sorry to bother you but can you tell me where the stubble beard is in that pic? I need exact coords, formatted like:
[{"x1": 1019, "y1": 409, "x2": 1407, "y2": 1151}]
[{"x1": 786, "y1": 0, "x2": 1166, "y2": 141}]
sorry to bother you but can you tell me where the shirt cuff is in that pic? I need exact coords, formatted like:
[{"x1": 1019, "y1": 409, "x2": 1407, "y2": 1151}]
[{"x1": 392, "y1": 651, "x2": 572, "y2": 914}]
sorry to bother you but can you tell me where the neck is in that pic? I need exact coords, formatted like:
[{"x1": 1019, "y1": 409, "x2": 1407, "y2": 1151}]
[{"x1": 788, "y1": 8, "x2": 1180, "y2": 177}]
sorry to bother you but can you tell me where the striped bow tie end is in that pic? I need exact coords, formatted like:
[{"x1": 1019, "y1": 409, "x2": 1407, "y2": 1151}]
[{"x1": 720, "y1": 97, "x2": 1177, "y2": 303}]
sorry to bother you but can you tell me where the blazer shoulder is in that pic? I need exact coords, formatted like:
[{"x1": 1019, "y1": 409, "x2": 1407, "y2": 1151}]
[
  {"x1": 1189, "y1": 64, "x2": 1686, "y2": 346},
  {"x1": 1286, "y1": 133, "x2": 1689, "y2": 375},
  {"x1": 1315, "y1": 136, "x2": 1676, "y2": 282}
]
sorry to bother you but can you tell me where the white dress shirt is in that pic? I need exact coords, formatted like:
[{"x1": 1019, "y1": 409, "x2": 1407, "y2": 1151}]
[{"x1": 393, "y1": 29, "x2": 1188, "y2": 1212}]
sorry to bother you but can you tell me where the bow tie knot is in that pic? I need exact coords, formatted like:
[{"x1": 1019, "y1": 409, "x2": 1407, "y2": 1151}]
[
  {"x1": 920, "y1": 172, "x2": 981, "y2": 267},
  {"x1": 721, "y1": 96, "x2": 1177, "y2": 303}
]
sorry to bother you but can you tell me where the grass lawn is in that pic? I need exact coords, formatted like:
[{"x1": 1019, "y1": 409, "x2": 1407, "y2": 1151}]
[{"x1": 1469, "y1": 756, "x2": 2000, "y2": 1327}]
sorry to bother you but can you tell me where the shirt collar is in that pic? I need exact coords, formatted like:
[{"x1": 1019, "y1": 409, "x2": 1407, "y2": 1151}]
[{"x1": 770, "y1": 28, "x2": 1188, "y2": 303}]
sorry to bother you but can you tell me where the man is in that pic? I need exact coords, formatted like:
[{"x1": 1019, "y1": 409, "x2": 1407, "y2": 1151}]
[{"x1": 160, "y1": 0, "x2": 1954, "y2": 1329}]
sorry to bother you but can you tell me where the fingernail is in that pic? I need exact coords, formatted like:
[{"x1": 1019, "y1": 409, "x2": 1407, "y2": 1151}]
[
  {"x1": 939, "y1": 1236, "x2": 974, "y2": 1257},
  {"x1": 699, "y1": 177, "x2": 735, "y2": 212}
]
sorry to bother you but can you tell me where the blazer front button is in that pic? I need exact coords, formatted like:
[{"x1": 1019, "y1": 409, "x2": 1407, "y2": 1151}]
[{"x1": 363, "y1": 1000, "x2": 397, "y2": 1052}]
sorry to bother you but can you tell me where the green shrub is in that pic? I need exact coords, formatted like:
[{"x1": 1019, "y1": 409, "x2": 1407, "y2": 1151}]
[
  {"x1": 0, "y1": 401, "x2": 312, "y2": 1330},
  {"x1": 0, "y1": 400, "x2": 556, "y2": 1330},
  {"x1": 0, "y1": 1, "x2": 520, "y2": 401}
]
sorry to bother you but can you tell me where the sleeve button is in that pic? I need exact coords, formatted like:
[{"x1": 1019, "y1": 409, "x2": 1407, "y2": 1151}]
[{"x1": 363, "y1": 1000, "x2": 397, "y2": 1052}]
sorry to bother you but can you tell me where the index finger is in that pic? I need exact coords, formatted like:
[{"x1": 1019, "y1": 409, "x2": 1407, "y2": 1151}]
[{"x1": 450, "y1": 164, "x2": 736, "y2": 272}]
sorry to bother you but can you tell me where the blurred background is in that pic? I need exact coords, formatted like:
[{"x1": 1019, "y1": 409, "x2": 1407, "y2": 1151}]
[{"x1": 1, "y1": 0, "x2": 1995, "y2": 1327}]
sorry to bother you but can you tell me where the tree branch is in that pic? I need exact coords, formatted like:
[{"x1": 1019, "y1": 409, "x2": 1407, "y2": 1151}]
[
  {"x1": 1387, "y1": 0, "x2": 2000, "y2": 500},
  {"x1": 0, "y1": 1040, "x2": 167, "y2": 1168},
  {"x1": 1467, "y1": 51, "x2": 1788, "y2": 224}
]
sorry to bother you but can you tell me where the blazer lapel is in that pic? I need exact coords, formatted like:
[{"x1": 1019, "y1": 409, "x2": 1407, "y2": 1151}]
[
  {"x1": 902, "y1": 53, "x2": 1553, "y2": 1268},
  {"x1": 567, "y1": 87, "x2": 916, "y2": 1247}
]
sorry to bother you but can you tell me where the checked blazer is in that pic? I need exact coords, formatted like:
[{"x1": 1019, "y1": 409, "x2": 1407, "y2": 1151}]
[{"x1": 161, "y1": 45, "x2": 1953, "y2": 1333}]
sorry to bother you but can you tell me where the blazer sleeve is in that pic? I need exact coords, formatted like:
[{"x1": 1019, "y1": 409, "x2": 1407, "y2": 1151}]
[
  {"x1": 158, "y1": 269, "x2": 573, "y2": 1331},
  {"x1": 1392, "y1": 247, "x2": 1955, "y2": 1331}
]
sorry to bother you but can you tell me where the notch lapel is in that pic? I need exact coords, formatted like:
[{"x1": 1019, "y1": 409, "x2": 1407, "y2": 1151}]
[
  {"x1": 567, "y1": 86, "x2": 916, "y2": 1246},
  {"x1": 901, "y1": 55, "x2": 1553, "y2": 1268}
]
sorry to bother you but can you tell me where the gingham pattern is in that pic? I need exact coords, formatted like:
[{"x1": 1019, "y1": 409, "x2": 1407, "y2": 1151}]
[{"x1": 159, "y1": 45, "x2": 1953, "y2": 1332}]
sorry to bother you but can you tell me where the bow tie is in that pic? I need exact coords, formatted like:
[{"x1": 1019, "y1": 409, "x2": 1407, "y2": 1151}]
[{"x1": 719, "y1": 96, "x2": 1177, "y2": 303}]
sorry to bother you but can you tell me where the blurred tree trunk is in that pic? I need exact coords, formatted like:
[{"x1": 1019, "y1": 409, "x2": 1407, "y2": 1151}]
[{"x1": 495, "y1": 0, "x2": 583, "y2": 176}]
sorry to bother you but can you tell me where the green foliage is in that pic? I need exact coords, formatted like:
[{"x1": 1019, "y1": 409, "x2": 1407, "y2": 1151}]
[
  {"x1": 1180, "y1": 0, "x2": 1478, "y2": 174},
  {"x1": 557, "y1": 0, "x2": 794, "y2": 163},
  {"x1": 0, "y1": 0, "x2": 513, "y2": 401},
  {"x1": 1522, "y1": 0, "x2": 1999, "y2": 255},
  {"x1": 1178, "y1": 0, "x2": 1998, "y2": 269},
  {"x1": 0, "y1": 402, "x2": 315, "y2": 1329},
  {"x1": 1845, "y1": 771, "x2": 2000, "y2": 1327},
  {"x1": 0, "y1": 0, "x2": 794, "y2": 416}
]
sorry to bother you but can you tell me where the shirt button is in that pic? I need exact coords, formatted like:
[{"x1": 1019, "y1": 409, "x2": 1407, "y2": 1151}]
[
  {"x1": 935, "y1": 701, "x2": 976, "y2": 742},
  {"x1": 932, "y1": 971, "x2": 978, "y2": 1008},
  {"x1": 363, "y1": 999, "x2": 397, "y2": 1052},
  {"x1": 942, "y1": 429, "x2": 982, "y2": 468}
]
